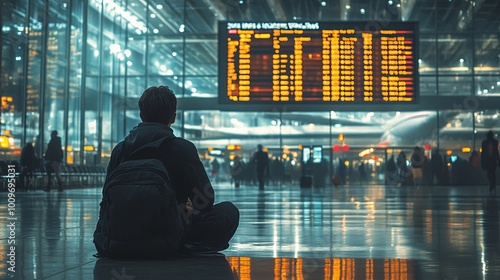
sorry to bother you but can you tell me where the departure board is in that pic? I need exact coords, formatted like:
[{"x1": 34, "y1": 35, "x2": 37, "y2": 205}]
[{"x1": 218, "y1": 21, "x2": 419, "y2": 104}]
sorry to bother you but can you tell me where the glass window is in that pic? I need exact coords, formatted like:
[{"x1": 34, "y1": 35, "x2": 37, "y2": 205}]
[
  {"x1": 437, "y1": 34, "x2": 473, "y2": 75},
  {"x1": 474, "y1": 76, "x2": 500, "y2": 96},
  {"x1": 185, "y1": 35, "x2": 217, "y2": 76},
  {"x1": 147, "y1": 0, "x2": 184, "y2": 35},
  {"x1": 438, "y1": 75, "x2": 472, "y2": 95},
  {"x1": 474, "y1": 0, "x2": 500, "y2": 32},
  {"x1": 147, "y1": 36, "x2": 184, "y2": 77},
  {"x1": 125, "y1": 37, "x2": 146, "y2": 76},
  {"x1": 436, "y1": 1, "x2": 474, "y2": 32},
  {"x1": 182, "y1": 76, "x2": 217, "y2": 98},
  {"x1": 419, "y1": 34, "x2": 437, "y2": 75},
  {"x1": 474, "y1": 33, "x2": 500, "y2": 75},
  {"x1": 147, "y1": 76, "x2": 184, "y2": 96},
  {"x1": 439, "y1": 111, "x2": 473, "y2": 153},
  {"x1": 420, "y1": 76, "x2": 437, "y2": 95},
  {"x1": 407, "y1": 1, "x2": 436, "y2": 32},
  {"x1": 185, "y1": 0, "x2": 220, "y2": 34}
]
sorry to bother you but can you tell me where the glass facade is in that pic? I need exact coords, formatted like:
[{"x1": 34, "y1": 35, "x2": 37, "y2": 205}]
[{"x1": 1, "y1": 0, "x2": 500, "y2": 180}]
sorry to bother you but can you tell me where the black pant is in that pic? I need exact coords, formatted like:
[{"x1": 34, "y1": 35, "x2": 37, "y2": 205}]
[
  {"x1": 19, "y1": 166, "x2": 34, "y2": 189},
  {"x1": 487, "y1": 167, "x2": 497, "y2": 191},
  {"x1": 256, "y1": 169, "x2": 265, "y2": 189},
  {"x1": 185, "y1": 201, "x2": 239, "y2": 251}
]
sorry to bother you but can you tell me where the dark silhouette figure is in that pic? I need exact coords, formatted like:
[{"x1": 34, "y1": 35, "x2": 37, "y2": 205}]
[
  {"x1": 481, "y1": 131, "x2": 500, "y2": 195},
  {"x1": 397, "y1": 151, "x2": 409, "y2": 186},
  {"x1": 468, "y1": 150, "x2": 485, "y2": 185},
  {"x1": 230, "y1": 156, "x2": 245, "y2": 188},
  {"x1": 358, "y1": 162, "x2": 367, "y2": 183},
  {"x1": 250, "y1": 144, "x2": 269, "y2": 190},
  {"x1": 411, "y1": 146, "x2": 425, "y2": 187},
  {"x1": 210, "y1": 157, "x2": 220, "y2": 183},
  {"x1": 19, "y1": 143, "x2": 37, "y2": 190},
  {"x1": 43, "y1": 130, "x2": 63, "y2": 192},
  {"x1": 385, "y1": 154, "x2": 397, "y2": 186},
  {"x1": 430, "y1": 149, "x2": 443, "y2": 185},
  {"x1": 97, "y1": 85, "x2": 239, "y2": 254}
]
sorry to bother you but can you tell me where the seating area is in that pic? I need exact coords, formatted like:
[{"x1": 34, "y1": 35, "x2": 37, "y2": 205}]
[{"x1": 0, "y1": 160, "x2": 106, "y2": 191}]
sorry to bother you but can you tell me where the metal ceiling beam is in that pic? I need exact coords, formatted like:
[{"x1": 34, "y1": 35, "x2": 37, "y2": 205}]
[
  {"x1": 202, "y1": 0, "x2": 228, "y2": 20},
  {"x1": 265, "y1": 0, "x2": 287, "y2": 20}
]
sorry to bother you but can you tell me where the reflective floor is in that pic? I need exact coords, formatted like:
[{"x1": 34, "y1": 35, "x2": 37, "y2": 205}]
[{"x1": 2, "y1": 181, "x2": 500, "y2": 279}]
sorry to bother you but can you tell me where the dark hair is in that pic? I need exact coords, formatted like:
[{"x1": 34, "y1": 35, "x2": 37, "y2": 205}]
[
  {"x1": 486, "y1": 130, "x2": 494, "y2": 140},
  {"x1": 138, "y1": 86, "x2": 177, "y2": 125}
]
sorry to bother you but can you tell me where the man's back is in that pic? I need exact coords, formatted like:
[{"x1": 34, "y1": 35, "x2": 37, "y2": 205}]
[
  {"x1": 106, "y1": 122, "x2": 214, "y2": 208},
  {"x1": 481, "y1": 137, "x2": 499, "y2": 169}
]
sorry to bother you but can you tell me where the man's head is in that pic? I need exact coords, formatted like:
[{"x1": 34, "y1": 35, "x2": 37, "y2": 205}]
[
  {"x1": 138, "y1": 86, "x2": 177, "y2": 126},
  {"x1": 257, "y1": 144, "x2": 263, "y2": 151},
  {"x1": 486, "y1": 130, "x2": 494, "y2": 140},
  {"x1": 51, "y1": 130, "x2": 58, "y2": 138}
]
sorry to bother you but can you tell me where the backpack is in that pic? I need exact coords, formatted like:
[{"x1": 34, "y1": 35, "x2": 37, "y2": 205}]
[{"x1": 93, "y1": 139, "x2": 184, "y2": 259}]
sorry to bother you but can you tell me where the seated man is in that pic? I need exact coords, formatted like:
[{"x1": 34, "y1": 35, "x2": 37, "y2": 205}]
[{"x1": 97, "y1": 85, "x2": 239, "y2": 255}]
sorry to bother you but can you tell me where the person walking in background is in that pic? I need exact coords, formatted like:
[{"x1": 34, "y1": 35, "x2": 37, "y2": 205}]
[
  {"x1": 43, "y1": 130, "x2": 64, "y2": 192},
  {"x1": 411, "y1": 146, "x2": 425, "y2": 187},
  {"x1": 481, "y1": 131, "x2": 500, "y2": 195},
  {"x1": 385, "y1": 154, "x2": 397, "y2": 186},
  {"x1": 19, "y1": 143, "x2": 37, "y2": 191},
  {"x1": 397, "y1": 151, "x2": 409, "y2": 186},
  {"x1": 230, "y1": 155, "x2": 245, "y2": 188},
  {"x1": 250, "y1": 144, "x2": 269, "y2": 190},
  {"x1": 430, "y1": 149, "x2": 443, "y2": 185}
]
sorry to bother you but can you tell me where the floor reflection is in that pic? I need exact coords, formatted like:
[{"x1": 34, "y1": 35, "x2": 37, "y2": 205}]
[{"x1": 227, "y1": 257, "x2": 415, "y2": 280}]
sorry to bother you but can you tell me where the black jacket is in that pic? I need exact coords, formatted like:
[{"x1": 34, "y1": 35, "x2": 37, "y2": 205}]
[
  {"x1": 106, "y1": 122, "x2": 214, "y2": 211},
  {"x1": 45, "y1": 137, "x2": 63, "y2": 162},
  {"x1": 481, "y1": 138, "x2": 500, "y2": 170}
]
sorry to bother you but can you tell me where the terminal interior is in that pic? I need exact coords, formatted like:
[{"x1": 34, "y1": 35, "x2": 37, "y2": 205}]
[{"x1": 1, "y1": 0, "x2": 500, "y2": 279}]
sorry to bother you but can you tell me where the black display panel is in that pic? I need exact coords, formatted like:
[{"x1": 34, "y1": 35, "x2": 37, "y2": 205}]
[{"x1": 218, "y1": 21, "x2": 419, "y2": 104}]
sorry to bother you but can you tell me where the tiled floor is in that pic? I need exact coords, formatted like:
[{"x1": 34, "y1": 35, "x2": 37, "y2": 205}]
[{"x1": 1, "y1": 181, "x2": 500, "y2": 279}]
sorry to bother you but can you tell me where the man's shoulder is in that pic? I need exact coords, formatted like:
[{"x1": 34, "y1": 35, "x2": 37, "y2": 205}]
[{"x1": 164, "y1": 137, "x2": 198, "y2": 152}]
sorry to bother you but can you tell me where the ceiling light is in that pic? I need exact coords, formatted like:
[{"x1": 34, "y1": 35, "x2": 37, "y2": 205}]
[
  {"x1": 153, "y1": 28, "x2": 159, "y2": 33},
  {"x1": 127, "y1": 61, "x2": 133, "y2": 66},
  {"x1": 321, "y1": 1, "x2": 326, "y2": 6},
  {"x1": 172, "y1": 52, "x2": 177, "y2": 57},
  {"x1": 156, "y1": 4, "x2": 163, "y2": 9},
  {"x1": 388, "y1": 0, "x2": 393, "y2": 4},
  {"x1": 150, "y1": 13, "x2": 156, "y2": 18},
  {"x1": 460, "y1": 58, "x2": 464, "y2": 63},
  {"x1": 345, "y1": 4, "x2": 351, "y2": 9},
  {"x1": 360, "y1": 8, "x2": 365, "y2": 14}
]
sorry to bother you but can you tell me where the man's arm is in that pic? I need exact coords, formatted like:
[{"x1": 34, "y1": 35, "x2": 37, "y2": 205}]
[{"x1": 175, "y1": 140, "x2": 215, "y2": 211}]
